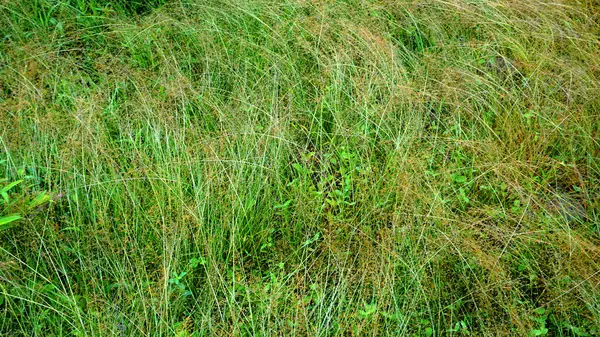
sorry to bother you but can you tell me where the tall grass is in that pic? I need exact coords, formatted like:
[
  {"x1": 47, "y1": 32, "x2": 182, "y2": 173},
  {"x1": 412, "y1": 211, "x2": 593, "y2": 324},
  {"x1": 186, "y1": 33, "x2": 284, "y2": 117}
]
[{"x1": 1, "y1": 0, "x2": 599, "y2": 335}]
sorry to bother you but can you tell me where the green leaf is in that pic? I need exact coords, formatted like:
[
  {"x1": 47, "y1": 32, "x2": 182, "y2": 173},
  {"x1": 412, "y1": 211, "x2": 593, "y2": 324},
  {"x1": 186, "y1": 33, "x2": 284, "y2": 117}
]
[
  {"x1": 425, "y1": 170, "x2": 439, "y2": 177},
  {"x1": 531, "y1": 328, "x2": 548, "y2": 336},
  {"x1": 325, "y1": 198, "x2": 338, "y2": 207},
  {"x1": 382, "y1": 311, "x2": 403, "y2": 321},
  {"x1": 512, "y1": 199, "x2": 522, "y2": 212},
  {"x1": 292, "y1": 163, "x2": 307, "y2": 174},
  {"x1": 534, "y1": 307, "x2": 546, "y2": 315},
  {"x1": 274, "y1": 199, "x2": 292, "y2": 209},
  {"x1": 451, "y1": 174, "x2": 467, "y2": 184},
  {"x1": 1, "y1": 179, "x2": 23, "y2": 192},
  {"x1": 189, "y1": 256, "x2": 206, "y2": 268},
  {"x1": 302, "y1": 232, "x2": 321, "y2": 247},
  {"x1": 29, "y1": 192, "x2": 52, "y2": 208},
  {"x1": 358, "y1": 303, "x2": 377, "y2": 317},
  {"x1": 458, "y1": 188, "x2": 470, "y2": 204},
  {"x1": 0, "y1": 214, "x2": 21, "y2": 230},
  {"x1": 448, "y1": 322, "x2": 460, "y2": 332}
]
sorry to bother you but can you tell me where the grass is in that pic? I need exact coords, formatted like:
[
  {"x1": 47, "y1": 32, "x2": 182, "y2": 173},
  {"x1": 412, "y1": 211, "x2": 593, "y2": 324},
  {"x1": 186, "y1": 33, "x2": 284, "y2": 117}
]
[{"x1": 0, "y1": 0, "x2": 599, "y2": 335}]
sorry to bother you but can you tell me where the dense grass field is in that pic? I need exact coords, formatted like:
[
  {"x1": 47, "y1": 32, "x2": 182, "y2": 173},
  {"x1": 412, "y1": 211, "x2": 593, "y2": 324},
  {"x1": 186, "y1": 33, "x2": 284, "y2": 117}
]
[{"x1": 1, "y1": 0, "x2": 599, "y2": 335}]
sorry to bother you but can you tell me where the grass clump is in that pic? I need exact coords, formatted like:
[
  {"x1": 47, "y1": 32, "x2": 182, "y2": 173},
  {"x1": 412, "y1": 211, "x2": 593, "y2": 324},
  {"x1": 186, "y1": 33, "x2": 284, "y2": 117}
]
[{"x1": 1, "y1": 0, "x2": 599, "y2": 335}]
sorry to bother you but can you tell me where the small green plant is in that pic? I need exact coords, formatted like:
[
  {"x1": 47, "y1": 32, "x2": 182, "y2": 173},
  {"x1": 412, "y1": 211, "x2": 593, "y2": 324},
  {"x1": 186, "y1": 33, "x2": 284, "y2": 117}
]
[
  {"x1": 169, "y1": 272, "x2": 188, "y2": 292},
  {"x1": 301, "y1": 231, "x2": 321, "y2": 249},
  {"x1": 381, "y1": 310, "x2": 403, "y2": 322},
  {"x1": 447, "y1": 320, "x2": 469, "y2": 335},
  {"x1": 529, "y1": 307, "x2": 549, "y2": 336},
  {"x1": 450, "y1": 171, "x2": 473, "y2": 208},
  {"x1": 0, "y1": 166, "x2": 53, "y2": 232},
  {"x1": 188, "y1": 256, "x2": 206, "y2": 268},
  {"x1": 168, "y1": 270, "x2": 193, "y2": 297},
  {"x1": 0, "y1": 213, "x2": 21, "y2": 231},
  {"x1": 1, "y1": 179, "x2": 50, "y2": 231},
  {"x1": 511, "y1": 198, "x2": 522, "y2": 213},
  {"x1": 412, "y1": 319, "x2": 434, "y2": 337},
  {"x1": 358, "y1": 302, "x2": 377, "y2": 318},
  {"x1": 0, "y1": 179, "x2": 23, "y2": 231}
]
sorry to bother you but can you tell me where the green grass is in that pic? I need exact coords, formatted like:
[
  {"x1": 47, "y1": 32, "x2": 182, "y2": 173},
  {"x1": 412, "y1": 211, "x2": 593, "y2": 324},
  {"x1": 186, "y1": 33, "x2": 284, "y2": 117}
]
[{"x1": 1, "y1": 0, "x2": 599, "y2": 335}]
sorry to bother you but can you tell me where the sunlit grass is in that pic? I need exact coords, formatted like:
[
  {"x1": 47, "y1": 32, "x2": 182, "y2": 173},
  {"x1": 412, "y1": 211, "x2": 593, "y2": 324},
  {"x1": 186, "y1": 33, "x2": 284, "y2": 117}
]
[{"x1": 1, "y1": 0, "x2": 599, "y2": 335}]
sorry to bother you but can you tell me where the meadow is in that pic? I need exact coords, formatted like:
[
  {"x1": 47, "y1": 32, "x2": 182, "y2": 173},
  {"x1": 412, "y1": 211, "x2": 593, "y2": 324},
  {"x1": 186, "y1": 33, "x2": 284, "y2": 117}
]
[{"x1": 1, "y1": 0, "x2": 599, "y2": 335}]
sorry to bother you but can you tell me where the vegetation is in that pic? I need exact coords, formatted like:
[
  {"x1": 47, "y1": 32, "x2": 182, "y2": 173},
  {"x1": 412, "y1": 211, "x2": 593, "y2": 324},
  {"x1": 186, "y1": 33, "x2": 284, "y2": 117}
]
[{"x1": 1, "y1": 0, "x2": 599, "y2": 335}]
